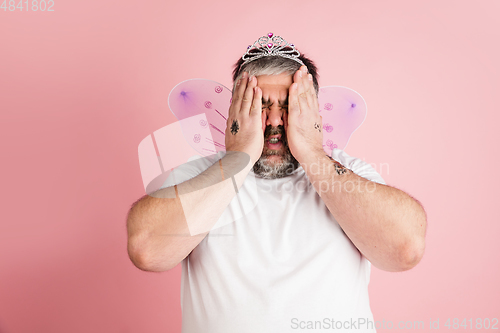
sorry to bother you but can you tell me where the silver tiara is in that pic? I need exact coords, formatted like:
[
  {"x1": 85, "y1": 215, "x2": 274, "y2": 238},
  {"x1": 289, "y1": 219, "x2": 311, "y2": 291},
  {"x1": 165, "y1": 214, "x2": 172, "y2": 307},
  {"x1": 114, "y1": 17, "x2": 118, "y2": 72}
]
[{"x1": 241, "y1": 33, "x2": 305, "y2": 66}]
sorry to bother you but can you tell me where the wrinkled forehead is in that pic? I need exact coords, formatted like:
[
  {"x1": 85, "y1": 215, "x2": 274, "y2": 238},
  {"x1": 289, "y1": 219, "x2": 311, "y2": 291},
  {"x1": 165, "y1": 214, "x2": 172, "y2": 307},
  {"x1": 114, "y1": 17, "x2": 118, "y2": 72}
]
[
  {"x1": 257, "y1": 73, "x2": 293, "y2": 106},
  {"x1": 233, "y1": 69, "x2": 294, "y2": 89}
]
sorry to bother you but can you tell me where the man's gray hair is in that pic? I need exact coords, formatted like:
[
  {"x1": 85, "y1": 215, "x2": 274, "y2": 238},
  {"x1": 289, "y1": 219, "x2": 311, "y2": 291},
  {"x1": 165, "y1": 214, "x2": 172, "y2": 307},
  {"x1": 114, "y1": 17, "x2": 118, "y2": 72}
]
[{"x1": 232, "y1": 50, "x2": 319, "y2": 95}]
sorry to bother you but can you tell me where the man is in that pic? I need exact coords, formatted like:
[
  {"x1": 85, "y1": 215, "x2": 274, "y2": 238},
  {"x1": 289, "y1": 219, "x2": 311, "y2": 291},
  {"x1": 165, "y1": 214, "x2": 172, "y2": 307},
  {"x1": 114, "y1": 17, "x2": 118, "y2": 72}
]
[{"x1": 127, "y1": 34, "x2": 427, "y2": 332}]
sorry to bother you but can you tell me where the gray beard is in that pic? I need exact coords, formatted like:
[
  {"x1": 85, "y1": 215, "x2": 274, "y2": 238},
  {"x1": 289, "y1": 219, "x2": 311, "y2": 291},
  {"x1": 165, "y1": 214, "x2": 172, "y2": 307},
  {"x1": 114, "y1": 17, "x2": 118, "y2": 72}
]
[{"x1": 252, "y1": 125, "x2": 300, "y2": 179}]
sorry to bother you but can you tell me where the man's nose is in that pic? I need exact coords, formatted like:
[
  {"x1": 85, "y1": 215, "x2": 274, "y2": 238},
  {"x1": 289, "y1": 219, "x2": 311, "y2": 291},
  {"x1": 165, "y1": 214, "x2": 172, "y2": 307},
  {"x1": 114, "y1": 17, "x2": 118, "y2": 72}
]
[{"x1": 265, "y1": 107, "x2": 284, "y2": 127}]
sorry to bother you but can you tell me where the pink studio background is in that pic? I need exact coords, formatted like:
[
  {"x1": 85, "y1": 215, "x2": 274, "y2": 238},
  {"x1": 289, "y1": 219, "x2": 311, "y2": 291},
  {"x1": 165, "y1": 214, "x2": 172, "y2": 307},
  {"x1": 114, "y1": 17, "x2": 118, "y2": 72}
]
[{"x1": 1, "y1": 0, "x2": 499, "y2": 332}]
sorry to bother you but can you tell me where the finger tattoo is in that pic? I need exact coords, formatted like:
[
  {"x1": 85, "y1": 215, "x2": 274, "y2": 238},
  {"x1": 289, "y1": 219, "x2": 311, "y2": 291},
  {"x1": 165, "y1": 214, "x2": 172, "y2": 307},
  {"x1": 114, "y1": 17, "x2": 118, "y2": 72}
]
[
  {"x1": 231, "y1": 120, "x2": 239, "y2": 135},
  {"x1": 314, "y1": 122, "x2": 322, "y2": 132}
]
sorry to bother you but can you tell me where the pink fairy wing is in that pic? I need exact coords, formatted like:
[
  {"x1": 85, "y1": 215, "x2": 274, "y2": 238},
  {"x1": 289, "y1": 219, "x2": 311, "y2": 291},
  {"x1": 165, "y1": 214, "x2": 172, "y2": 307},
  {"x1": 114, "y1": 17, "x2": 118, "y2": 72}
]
[
  {"x1": 318, "y1": 86, "x2": 367, "y2": 155},
  {"x1": 168, "y1": 79, "x2": 232, "y2": 156}
]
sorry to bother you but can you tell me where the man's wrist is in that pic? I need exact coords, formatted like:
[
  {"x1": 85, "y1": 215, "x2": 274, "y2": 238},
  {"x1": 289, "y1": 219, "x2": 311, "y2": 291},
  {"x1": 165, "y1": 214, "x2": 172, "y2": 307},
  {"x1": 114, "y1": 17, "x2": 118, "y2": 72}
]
[
  {"x1": 326, "y1": 155, "x2": 352, "y2": 176},
  {"x1": 299, "y1": 149, "x2": 332, "y2": 178},
  {"x1": 300, "y1": 150, "x2": 353, "y2": 180}
]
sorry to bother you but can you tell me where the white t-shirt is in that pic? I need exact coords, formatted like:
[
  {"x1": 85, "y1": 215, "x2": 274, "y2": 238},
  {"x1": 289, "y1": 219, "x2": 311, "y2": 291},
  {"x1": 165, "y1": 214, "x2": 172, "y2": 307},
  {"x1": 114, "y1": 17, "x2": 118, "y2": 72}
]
[{"x1": 161, "y1": 149, "x2": 385, "y2": 333}]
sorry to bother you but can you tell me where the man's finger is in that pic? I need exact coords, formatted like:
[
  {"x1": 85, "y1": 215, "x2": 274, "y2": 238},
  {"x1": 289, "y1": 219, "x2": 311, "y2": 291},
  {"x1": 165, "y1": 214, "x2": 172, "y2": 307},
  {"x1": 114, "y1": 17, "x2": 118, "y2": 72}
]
[
  {"x1": 299, "y1": 69, "x2": 316, "y2": 112},
  {"x1": 296, "y1": 72, "x2": 310, "y2": 114},
  {"x1": 295, "y1": 69, "x2": 306, "y2": 97},
  {"x1": 288, "y1": 82, "x2": 300, "y2": 116},
  {"x1": 249, "y1": 86, "x2": 262, "y2": 117},
  {"x1": 306, "y1": 73, "x2": 316, "y2": 109},
  {"x1": 240, "y1": 75, "x2": 256, "y2": 114},
  {"x1": 231, "y1": 72, "x2": 249, "y2": 115},
  {"x1": 294, "y1": 67, "x2": 314, "y2": 114}
]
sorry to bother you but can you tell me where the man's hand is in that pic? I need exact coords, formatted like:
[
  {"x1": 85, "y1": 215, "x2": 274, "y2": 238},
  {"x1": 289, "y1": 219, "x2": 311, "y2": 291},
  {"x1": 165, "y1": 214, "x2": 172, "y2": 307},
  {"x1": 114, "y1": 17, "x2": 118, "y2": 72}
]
[
  {"x1": 285, "y1": 66, "x2": 324, "y2": 164},
  {"x1": 225, "y1": 72, "x2": 266, "y2": 164}
]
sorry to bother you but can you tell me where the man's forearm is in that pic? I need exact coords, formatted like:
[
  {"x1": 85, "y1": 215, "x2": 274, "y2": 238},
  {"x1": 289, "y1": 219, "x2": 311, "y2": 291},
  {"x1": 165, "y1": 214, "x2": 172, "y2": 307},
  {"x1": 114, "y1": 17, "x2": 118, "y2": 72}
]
[
  {"x1": 127, "y1": 153, "x2": 252, "y2": 272},
  {"x1": 301, "y1": 152, "x2": 427, "y2": 272}
]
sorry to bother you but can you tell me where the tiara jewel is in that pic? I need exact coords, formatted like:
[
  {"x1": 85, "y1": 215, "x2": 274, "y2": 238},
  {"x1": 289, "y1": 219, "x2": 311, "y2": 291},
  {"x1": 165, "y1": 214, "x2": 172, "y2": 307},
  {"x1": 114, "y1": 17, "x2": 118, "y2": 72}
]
[{"x1": 241, "y1": 32, "x2": 305, "y2": 66}]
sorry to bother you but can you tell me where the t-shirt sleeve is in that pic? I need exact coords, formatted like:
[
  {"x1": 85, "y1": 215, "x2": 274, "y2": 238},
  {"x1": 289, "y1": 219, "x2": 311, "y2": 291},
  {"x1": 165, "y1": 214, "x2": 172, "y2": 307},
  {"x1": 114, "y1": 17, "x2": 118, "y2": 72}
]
[{"x1": 331, "y1": 148, "x2": 386, "y2": 185}]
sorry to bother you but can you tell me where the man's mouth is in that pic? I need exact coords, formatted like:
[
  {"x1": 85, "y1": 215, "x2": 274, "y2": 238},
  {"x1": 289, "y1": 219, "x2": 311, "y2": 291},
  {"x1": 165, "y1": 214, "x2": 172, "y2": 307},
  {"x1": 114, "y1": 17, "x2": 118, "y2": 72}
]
[
  {"x1": 267, "y1": 134, "x2": 281, "y2": 143},
  {"x1": 266, "y1": 134, "x2": 282, "y2": 150}
]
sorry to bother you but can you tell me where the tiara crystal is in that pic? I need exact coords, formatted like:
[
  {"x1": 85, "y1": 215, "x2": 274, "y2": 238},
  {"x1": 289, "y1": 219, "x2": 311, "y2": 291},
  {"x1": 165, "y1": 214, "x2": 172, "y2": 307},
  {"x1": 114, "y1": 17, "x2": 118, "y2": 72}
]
[{"x1": 241, "y1": 32, "x2": 305, "y2": 66}]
